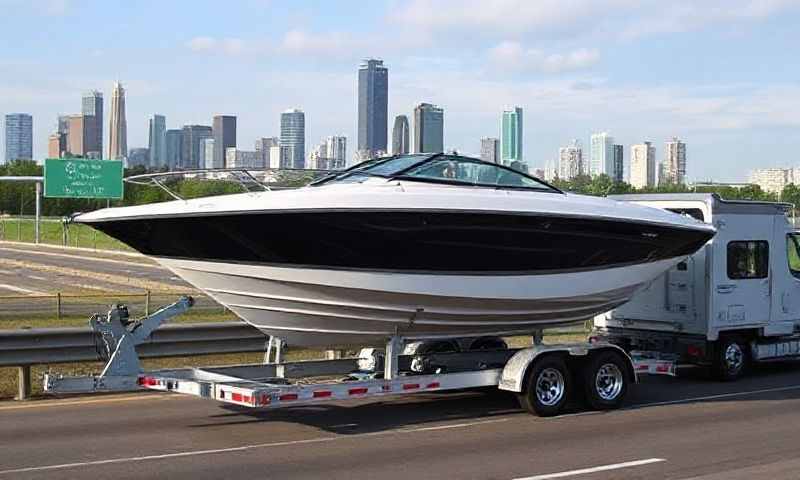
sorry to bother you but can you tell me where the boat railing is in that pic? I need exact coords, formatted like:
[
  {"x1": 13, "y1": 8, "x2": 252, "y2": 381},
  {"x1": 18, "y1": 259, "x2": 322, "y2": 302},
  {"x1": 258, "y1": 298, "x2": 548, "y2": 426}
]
[{"x1": 124, "y1": 167, "x2": 335, "y2": 201}]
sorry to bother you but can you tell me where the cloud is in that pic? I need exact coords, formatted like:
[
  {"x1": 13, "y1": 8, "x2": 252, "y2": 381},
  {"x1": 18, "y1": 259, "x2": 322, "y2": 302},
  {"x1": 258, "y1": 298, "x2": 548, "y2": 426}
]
[
  {"x1": 184, "y1": 36, "x2": 246, "y2": 55},
  {"x1": 489, "y1": 42, "x2": 600, "y2": 73},
  {"x1": 279, "y1": 29, "x2": 355, "y2": 56}
]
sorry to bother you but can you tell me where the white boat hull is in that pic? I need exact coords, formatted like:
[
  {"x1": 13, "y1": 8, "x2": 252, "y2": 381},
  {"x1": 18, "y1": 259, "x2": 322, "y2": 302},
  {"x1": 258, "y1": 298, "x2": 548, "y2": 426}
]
[{"x1": 157, "y1": 257, "x2": 682, "y2": 347}]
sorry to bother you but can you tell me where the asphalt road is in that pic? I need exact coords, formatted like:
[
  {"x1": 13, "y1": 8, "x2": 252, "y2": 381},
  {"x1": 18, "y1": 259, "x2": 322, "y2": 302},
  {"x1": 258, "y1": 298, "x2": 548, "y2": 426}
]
[{"x1": 2, "y1": 365, "x2": 800, "y2": 479}]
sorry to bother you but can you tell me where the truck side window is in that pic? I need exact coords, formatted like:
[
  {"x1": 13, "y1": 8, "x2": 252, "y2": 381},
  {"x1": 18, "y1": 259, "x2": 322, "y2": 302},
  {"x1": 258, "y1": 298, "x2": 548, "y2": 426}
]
[
  {"x1": 787, "y1": 234, "x2": 800, "y2": 279},
  {"x1": 727, "y1": 241, "x2": 769, "y2": 279}
]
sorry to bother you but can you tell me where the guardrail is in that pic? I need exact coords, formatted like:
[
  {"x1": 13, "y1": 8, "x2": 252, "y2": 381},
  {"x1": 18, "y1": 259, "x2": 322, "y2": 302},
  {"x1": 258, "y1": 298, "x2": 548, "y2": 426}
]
[{"x1": 0, "y1": 322, "x2": 270, "y2": 400}]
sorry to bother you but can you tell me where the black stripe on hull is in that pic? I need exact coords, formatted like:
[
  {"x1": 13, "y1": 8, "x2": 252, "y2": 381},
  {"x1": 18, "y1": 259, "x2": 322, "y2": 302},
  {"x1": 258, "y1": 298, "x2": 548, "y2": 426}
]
[{"x1": 85, "y1": 210, "x2": 713, "y2": 274}]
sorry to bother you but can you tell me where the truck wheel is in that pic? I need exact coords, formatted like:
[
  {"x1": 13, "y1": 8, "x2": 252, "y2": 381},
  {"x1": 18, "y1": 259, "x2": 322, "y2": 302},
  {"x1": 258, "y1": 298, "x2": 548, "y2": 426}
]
[
  {"x1": 714, "y1": 337, "x2": 748, "y2": 381},
  {"x1": 583, "y1": 351, "x2": 628, "y2": 410},
  {"x1": 517, "y1": 356, "x2": 571, "y2": 417}
]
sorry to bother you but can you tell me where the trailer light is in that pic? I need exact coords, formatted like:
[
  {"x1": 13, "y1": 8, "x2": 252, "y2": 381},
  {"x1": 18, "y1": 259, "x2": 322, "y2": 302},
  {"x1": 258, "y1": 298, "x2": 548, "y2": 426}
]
[
  {"x1": 687, "y1": 345, "x2": 703, "y2": 357},
  {"x1": 313, "y1": 391, "x2": 332, "y2": 398},
  {"x1": 348, "y1": 387, "x2": 368, "y2": 396},
  {"x1": 403, "y1": 383, "x2": 420, "y2": 390},
  {"x1": 426, "y1": 382, "x2": 440, "y2": 389},
  {"x1": 279, "y1": 393, "x2": 299, "y2": 401}
]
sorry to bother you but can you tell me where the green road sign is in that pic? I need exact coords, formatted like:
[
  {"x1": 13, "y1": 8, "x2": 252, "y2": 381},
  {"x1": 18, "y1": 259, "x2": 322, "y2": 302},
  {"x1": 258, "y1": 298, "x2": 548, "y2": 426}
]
[{"x1": 44, "y1": 158, "x2": 124, "y2": 199}]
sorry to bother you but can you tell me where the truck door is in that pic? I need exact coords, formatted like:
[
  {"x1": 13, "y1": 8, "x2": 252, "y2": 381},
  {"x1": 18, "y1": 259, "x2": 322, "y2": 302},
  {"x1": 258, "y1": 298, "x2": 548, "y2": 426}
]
[{"x1": 712, "y1": 214, "x2": 773, "y2": 333}]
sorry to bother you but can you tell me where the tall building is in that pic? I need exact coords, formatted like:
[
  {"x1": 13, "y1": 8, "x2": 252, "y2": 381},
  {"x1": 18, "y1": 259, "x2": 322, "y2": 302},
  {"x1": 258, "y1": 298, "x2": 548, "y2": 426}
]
[
  {"x1": 66, "y1": 115, "x2": 84, "y2": 157},
  {"x1": 213, "y1": 115, "x2": 236, "y2": 168},
  {"x1": 558, "y1": 139, "x2": 584, "y2": 180},
  {"x1": 391, "y1": 115, "x2": 409, "y2": 155},
  {"x1": 82, "y1": 90, "x2": 103, "y2": 158},
  {"x1": 127, "y1": 148, "x2": 150, "y2": 168},
  {"x1": 4, "y1": 113, "x2": 33, "y2": 163},
  {"x1": 589, "y1": 132, "x2": 615, "y2": 177},
  {"x1": 663, "y1": 137, "x2": 687, "y2": 184},
  {"x1": 413, "y1": 103, "x2": 444, "y2": 154},
  {"x1": 165, "y1": 129, "x2": 183, "y2": 169},
  {"x1": 225, "y1": 147, "x2": 261, "y2": 169},
  {"x1": 308, "y1": 142, "x2": 328, "y2": 170},
  {"x1": 255, "y1": 137, "x2": 279, "y2": 168},
  {"x1": 501, "y1": 106, "x2": 523, "y2": 165},
  {"x1": 269, "y1": 146, "x2": 281, "y2": 169},
  {"x1": 480, "y1": 137, "x2": 500, "y2": 164},
  {"x1": 280, "y1": 109, "x2": 305, "y2": 169},
  {"x1": 326, "y1": 135, "x2": 347, "y2": 170},
  {"x1": 148, "y1": 115, "x2": 167, "y2": 168},
  {"x1": 630, "y1": 141, "x2": 656, "y2": 189},
  {"x1": 108, "y1": 82, "x2": 127, "y2": 160},
  {"x1": 181, "y1": 125, "x2": 213, "y2": 169},
  {"x1": 48, "y1": 133, "x2": 66, "y2": 158},
  {"x1": 748, "y1": 168, "x2": 793, "y2": 194},
  {"x1": 357, "y1": 59, "x2": 388, "y2": 159},
  {"x1": 202, "y1": 138, "x2": 215, "y2": 169},
  {"x1": 57, "y1": 115, "x2": 70, "y2": 136},
  {"x1": 612, "y1": 144, "x2": 624, "y2": 183}
]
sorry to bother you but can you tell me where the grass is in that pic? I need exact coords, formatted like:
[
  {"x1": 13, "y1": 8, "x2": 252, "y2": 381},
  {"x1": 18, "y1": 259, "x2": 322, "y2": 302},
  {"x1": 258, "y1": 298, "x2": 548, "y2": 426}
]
[
  {"x1": 0, "y1": 216, "x2": 132, "y2": 251},
  {"x1": 0, "y1": 310, "x2": 239, "y2": 330}
]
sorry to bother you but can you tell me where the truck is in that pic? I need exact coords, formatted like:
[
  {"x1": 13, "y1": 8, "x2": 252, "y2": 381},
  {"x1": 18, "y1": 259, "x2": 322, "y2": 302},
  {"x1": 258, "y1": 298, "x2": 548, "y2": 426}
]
[{"x1": 595, "y1": 193, "x2": 800, "y2": 381}]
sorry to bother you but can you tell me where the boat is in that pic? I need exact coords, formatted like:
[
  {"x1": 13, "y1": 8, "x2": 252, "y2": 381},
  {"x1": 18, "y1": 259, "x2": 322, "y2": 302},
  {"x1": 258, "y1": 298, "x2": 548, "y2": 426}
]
[{"x1": 74, "y1": 153, "x2": 716, "y2": 346}]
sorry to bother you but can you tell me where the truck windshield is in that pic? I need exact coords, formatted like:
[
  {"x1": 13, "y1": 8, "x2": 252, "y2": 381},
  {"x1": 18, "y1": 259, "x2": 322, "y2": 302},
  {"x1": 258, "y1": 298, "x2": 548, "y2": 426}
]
[{"x1": 787, "y1": 234, "x2": 800, "y2": 278}]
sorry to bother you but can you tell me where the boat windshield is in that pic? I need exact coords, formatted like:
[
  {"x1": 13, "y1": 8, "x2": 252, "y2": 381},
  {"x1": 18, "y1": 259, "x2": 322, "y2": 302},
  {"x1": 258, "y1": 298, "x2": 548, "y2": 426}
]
[{"x1": 313, "y1": 154, "x2": 560, "y2": 192}]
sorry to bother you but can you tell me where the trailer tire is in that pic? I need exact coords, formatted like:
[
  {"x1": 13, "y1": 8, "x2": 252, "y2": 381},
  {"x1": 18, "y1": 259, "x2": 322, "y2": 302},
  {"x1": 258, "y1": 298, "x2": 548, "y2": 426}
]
[
  {"x1": 517, "y1": 356, "x2": 571, "y2": 417},
  {"x1": 713, "y1": 336, "x2": 748, "y2": 381},
  {"x1": 583, "y1": 351, "x2": 628, "y2": 410}
]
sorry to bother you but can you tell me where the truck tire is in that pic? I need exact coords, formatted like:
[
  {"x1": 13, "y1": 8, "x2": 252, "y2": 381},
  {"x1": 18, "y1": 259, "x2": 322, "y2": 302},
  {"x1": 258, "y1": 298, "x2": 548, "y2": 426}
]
[
  {"x1": 517, "y1": 356, "x2": 572, "y2": 417},
  {"x1": 713, "y1": 336, "x2": 748, "y2": 381},
  {"x1": 583, "y1": 351, "x2": 628, "y2": 410}
]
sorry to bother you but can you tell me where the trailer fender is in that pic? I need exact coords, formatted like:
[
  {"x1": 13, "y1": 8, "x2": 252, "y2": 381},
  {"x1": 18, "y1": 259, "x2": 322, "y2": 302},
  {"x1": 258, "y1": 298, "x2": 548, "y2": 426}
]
[{"x1": 498, "y1": 343, "x2": 635, "y2": 393}]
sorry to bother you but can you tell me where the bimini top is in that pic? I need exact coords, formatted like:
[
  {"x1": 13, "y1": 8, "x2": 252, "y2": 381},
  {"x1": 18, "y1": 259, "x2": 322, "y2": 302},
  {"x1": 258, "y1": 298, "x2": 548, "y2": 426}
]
[
  {"x1": 311, "y1": 153, "x2": 562, "y2": 193},
  {"x1": 610, "y1": 193, "x2": 792, "y2": 216}
]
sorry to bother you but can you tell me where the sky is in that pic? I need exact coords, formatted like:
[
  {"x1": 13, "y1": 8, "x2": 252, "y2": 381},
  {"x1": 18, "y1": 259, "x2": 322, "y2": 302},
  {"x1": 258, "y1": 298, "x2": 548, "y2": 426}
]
[{"x1": 0, "y1": 0, "x2": 799, "y2": 182}]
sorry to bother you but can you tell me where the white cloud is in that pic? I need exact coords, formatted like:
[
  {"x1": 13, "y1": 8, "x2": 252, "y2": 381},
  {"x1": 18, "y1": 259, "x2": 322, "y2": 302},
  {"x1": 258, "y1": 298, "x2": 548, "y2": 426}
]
[
  {"x1": 280, "y1": 29, "x2": 355, "y2": 56},
  {"x1": 184, "y1": 36, "x2": 246, "y2": 55},
  {"x1": 489, "y1": 42, "x2": 600, "y2": 73}
]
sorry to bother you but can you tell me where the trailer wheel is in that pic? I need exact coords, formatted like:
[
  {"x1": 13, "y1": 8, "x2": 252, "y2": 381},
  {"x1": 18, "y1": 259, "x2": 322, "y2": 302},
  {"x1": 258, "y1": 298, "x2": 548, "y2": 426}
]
[
  {"x1": 714, "y1": 337, "x2": 748, "y2": 381},
  {"x1": 517, "y1": 356, "x2": 571, "y2": 417},
  {"x1": 583, "y1": 351, "x2": 628, "y2": 410}
]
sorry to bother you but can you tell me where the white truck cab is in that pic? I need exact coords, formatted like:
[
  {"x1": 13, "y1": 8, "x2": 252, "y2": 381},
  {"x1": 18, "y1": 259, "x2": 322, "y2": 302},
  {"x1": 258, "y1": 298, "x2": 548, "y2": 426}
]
[{"x1": 595, "y1": 193, "x2": 800, "y2": 380}]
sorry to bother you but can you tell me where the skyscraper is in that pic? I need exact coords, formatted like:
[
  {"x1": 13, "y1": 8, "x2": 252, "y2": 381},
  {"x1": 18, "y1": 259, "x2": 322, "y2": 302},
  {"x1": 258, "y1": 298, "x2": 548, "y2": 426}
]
[
  {"x1": 202, "y1": 138, "x2": 215, "y2": 170},
  {"x1": 589, "y1": 132, "x2": 614, "y2": 177},
  {"x1": 127, "y1": 148, "x2": 150, "y2": 168},
  {"x1": 357, "y1": 59, "x2": 388, "y2": 159},
  {"x1": 612, "y1": 144, "x2": 624, "y2": 183},
  {"x1": 181, "y1": 125, "x2": 213, "y2": 169},
  {"x1": 391, "y1": 115, "x2": 409, "y2": 155},
  {"x1": 413, "y1": 103, "x2": 444, "y2": 154},
  {"x1": 66, "y1": 115, "x2": 84, "y2": 157},
  {"x1": 480, "y1": 137, "x2": 500, "y2": 164},
  {"x1": 280, "y1": 109, "x2": 305, "y2": 169},
  {"x1": 213, "y1": 115, "x2": 236, "y2": 168},
  {"x1": 108, "y1": 82, "x2": 127, "y2": 160},
  {"x1": 326, "y1": 135, "x2": 347, "y2": 170},
  {"x1": 48, "y1": 133, "x2": 66, "y2": 158},
  {"x1": 148, "y1": 115, "x2": 167, "y2": 169},
  {"x1": 558, "y1": 139, "x2": 584, "y2": 180},
  {"x1": 255, "y1": 137, "x2": 279, "y2": 169},
  {"x1": 165, "y1": 129, "x2": 183, "y2": 169},
  {"x1": 630, "y1": 141, "x2": 656, "y2": 189},
  {"x1": 82, "y1": 90, "x2": 103, "y2": 158},
  {"x1": 4, "y1": 113, "x2": 33, "y2": 163},
  {"x1": 664, "y1": 137, "x2": 687, "y2": 184},
  {"x1": 501, "y1": 107, "x2": 523, "y2": 165}
]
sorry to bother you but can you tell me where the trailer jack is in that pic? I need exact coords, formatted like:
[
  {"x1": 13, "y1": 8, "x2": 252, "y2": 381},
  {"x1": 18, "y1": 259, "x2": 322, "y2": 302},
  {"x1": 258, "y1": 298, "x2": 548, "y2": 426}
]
[{"x1": 44, "y1": 296, "x2": 194, "y2": 394}]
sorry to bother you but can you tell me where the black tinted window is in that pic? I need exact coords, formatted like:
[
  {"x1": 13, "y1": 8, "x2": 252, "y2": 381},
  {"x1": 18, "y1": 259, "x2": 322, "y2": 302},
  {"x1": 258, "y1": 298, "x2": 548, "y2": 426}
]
[{"x1": 727, "y1": 241, "x2": 769, "y2": 279}]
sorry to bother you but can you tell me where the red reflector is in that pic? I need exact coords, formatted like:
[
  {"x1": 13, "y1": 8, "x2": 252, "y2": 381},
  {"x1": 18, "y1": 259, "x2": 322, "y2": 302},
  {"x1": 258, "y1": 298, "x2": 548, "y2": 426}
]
[
  {"x1": 231, "y1": 392, "x2": 243, "y2": 402},
  {"x1": 348, "y1": 387, "x2": 368, "y2": 396},
  {"x1": 403, "y1": 383, "x2": 420, "y2": 390},
  {"x1": 279, "y1": 393, "x2": 299, "y2": 401},
  {"x1": 313, "y1": 391, "x2": 332, "y2": 398},
  {"x1": 426, "y1": 382, "x2": 440, "y2": 389},
  {"x1": 687, "y1": 345, "x2": 702, "y2": 357},
  {"x1": 656, "y1": 364, "x2": 670, "y2": 373}
]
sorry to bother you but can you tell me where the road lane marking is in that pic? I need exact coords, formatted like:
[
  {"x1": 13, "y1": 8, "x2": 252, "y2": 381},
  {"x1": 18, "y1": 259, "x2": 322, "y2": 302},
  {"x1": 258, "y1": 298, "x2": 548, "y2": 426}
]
[
  {"x1": 0, "y1": 246, "x2": 157, "y2": 269},
  {"x1": 629, "y1": 384, "x2": 800, "y2": 409},
  {"x1": 0, "y1": 283, "x2": 43, "y2": 294},
  {"x1": 513, "y1": 458, "x2": 666, "y2": 480},
  {"x1": 0, "y1": 418, "x2": 509, "y2": 475}
]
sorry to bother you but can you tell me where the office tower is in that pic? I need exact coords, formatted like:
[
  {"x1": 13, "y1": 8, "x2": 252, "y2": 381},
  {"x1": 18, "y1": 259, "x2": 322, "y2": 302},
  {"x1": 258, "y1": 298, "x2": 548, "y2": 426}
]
[
  {"x1": 148, "y1": 115, "x2": 167, "y2": 168},
  {"x1": 202, "y1": 138, "x2": 216, "y2": 169},
  {"x1": 612, "y1": 144, "x2": 624, "y2": 183},
  {"x1": 664, "y1": 137, "x2": 687, "y2": 184},
  {"x1": 589, "y1": 132, "x2": 614, "y2": 177},
  {"x1": 48, "y1": 133, "x2": 66, "y2": 158},
  {"x1": 127, "y1": 148, "x2": 150, "y2": 168},
  {"x1": 57, "y1": 115, "x2": 70, "y2": 135},
  {"x1": 82, "y1": 90, "x2": 103, "y2": 158},
  {"x1": 4, "y1": 113, "x2": 33, "y2": 163},
  {"x1": 255, "y1": 137, "x2": 279, "y2": 168},
  {"x1": 280, "y1": 109, "x2": 305, "y2": 169},
  {"x1": 413, "y1": 102, "x2": 444, "y2": 154},
  {"x1": 630, "y1": 141, "x2": 656, "y2": 189},
  {"x1": 326, "y1": 135, "x2": 347, "y2": 170},
  {"x1": 558, "y1": 139, "x2": 584, "y2": 180},
  {"x1": 269, "y1": 146, "x2": 281, "y2": 169},
  {"x1": 308, "y1": 142, "x2": 328, "y2": 170},
  {"x1": 181, "y1": 125, "x2": 213, "y2": 169},
  {"x1": 357, "y1": 59, "x2": 388, "y2": 159},
  {"x1": 501, "y1": 106, "x2": 523, "y2": 165},
  {"x1": 480, "y1": 137, "x2": 500, "y2": 164},
  {"x1": 391, "y1": 115, "x2": 409, "y2": 155},
  {"x1": 165, "y1": 129, "x2": 183, "y2": 170},
  {"x1": 213, "y1": 115, "x2": 236, "y2": 168},
  {"x1": 66, "y1": 115, "x2": 84, "y2": 156},
  {"x1": 225, "y1": 148, "x2": 261, "y2": 168},
  {"x1": 108, "y1": 82, "x2": 127, "y2": 160}
]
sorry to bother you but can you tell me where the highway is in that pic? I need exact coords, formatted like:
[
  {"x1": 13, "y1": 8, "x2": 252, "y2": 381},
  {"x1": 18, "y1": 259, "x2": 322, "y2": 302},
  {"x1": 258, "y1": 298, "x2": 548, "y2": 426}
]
[{"x1": 2, "y1": 365, "x2": 800, "y2": 479}]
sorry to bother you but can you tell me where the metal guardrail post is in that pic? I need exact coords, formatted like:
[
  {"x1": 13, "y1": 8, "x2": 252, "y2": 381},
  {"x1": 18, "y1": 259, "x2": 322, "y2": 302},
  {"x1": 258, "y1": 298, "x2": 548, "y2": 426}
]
[
  {"x1": 56, "y1": 292, "x2": 62, "y2": 320},
  {"x1": 17, "y1": 365, "x2": 31, "y2": 400}
]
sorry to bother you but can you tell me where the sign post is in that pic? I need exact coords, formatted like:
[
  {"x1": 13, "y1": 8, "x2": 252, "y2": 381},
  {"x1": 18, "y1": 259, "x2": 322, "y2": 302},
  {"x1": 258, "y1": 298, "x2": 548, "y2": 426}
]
[{"x1": 44, "y1": 158, "x2": 124, "y2": 200}]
